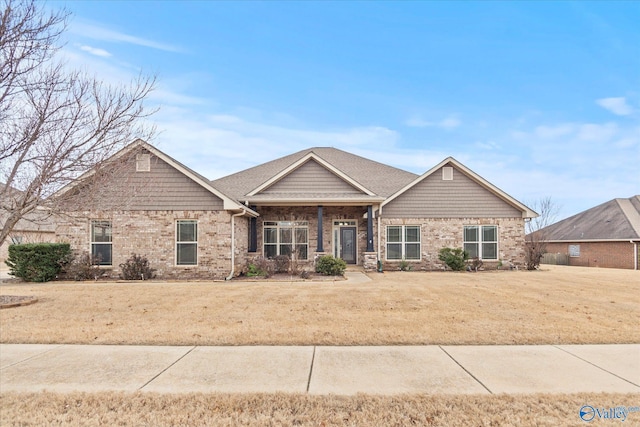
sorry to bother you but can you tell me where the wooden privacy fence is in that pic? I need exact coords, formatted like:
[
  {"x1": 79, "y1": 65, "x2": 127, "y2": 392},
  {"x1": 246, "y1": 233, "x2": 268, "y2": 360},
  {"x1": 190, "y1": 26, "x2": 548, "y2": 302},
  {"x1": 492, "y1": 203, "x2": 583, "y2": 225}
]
[{"x1": 541, "y1": 253, "x2": 569, "y2": 265}]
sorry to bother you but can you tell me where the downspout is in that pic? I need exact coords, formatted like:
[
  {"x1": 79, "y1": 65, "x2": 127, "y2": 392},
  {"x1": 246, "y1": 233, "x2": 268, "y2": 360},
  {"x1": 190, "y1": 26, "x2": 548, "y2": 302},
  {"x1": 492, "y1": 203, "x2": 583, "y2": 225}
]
[
  {"x1": 226, "y1": 210, "x2": 246, "y2": 281},
  {"x1": 632, "y1": 240, "x2": 638, "y2": 271}
]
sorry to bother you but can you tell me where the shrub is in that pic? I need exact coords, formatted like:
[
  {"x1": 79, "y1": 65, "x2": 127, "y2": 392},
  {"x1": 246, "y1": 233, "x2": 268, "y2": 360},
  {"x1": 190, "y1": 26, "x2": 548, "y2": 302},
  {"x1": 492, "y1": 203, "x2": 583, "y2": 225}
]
[
  {"x1": 119, "y1": 253, "x2": 156, "y2": 280},
  {"x1": 438, "y1": 247, "x2": 469, "y2": 271},
  {"x1": 398, "y1": 259, "x2": 412, "y2": 271},
  {"x1": 315, "y1": 255, "x2": 347, "y2": 276},
  {"x1": 273, "y1": 255, "x2": 290, "y2": 274},
  {"x1": 246, "y1": 257, "x2": 274, "y2": 278},
  {"x1": 6, "y1": 243, "x2": 71, "y2": 282},
  {"x1": 65, "y1": 252, "x2": 105, "y2": 281}
]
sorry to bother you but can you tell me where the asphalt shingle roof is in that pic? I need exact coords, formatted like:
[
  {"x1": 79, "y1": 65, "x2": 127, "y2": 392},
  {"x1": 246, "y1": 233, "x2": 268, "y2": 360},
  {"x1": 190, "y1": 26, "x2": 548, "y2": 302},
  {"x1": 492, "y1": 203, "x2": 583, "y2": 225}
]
[
  {"x1": 539, "y1": 195, "x2": 640, "y2": 241},
  {"x1": 210, "y1": 147, "x2": 418, "y2": 201}
]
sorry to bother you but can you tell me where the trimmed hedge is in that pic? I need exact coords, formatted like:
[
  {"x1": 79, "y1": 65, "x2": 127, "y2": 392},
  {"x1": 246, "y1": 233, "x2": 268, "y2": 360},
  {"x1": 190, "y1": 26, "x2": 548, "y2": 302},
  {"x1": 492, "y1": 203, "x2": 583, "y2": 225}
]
[
  {"x1": 6, "y1": 243, "x2": 71, "y2": 282},
  {"x1": 315, "y1": 255, "x2": 347, "y2": 276}
]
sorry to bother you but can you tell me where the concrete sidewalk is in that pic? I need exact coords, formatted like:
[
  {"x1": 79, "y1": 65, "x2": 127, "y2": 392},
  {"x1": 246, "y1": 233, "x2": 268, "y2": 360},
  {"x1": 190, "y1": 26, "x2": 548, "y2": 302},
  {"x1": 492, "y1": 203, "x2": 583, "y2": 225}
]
[{"x1": 1, "y1": 344, "x2": 638, "y2": 395}]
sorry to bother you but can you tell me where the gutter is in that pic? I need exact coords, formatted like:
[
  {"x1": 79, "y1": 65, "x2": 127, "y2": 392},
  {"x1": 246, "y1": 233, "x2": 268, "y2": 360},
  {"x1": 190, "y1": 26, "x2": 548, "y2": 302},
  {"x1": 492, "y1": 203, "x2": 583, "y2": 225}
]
[{"x1": 226, "y1": 210, "x2": 247, "y2": 281}]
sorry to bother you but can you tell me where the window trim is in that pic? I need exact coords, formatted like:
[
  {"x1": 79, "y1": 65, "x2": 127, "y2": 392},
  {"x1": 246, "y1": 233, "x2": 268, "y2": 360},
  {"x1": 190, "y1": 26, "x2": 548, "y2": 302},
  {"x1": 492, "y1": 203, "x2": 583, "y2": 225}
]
[
  {"x1": 263, "y1": 221, "x2": 309, "y2": 260},
  {"x1": 385, "y1": 225, "x2": 421, "y2": 261},
  {"x1": 176, "y1": 220, "x2": 198, "y2": 266},
  {"x1": 568, "y1": 244, "x2": 580, "y2": 257},
  {"x1": 90, "y1": 220, "x2": 113, "y2": 266},
  {"x1": 463, "y1": 225, "x2": 498, "y2": 261}
]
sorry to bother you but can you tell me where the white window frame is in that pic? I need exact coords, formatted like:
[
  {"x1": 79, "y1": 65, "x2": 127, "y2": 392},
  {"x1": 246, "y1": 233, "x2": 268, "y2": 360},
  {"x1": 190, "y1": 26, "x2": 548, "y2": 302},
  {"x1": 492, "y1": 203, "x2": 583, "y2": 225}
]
[
  {"x1": 386, "y1": 225, "x2": 421, "y2": 261},
  {"x1": 569, "y1": 244, "x2": 580, "y2": 257},
  {"x1": 176, "y1": 220, "x2": 198, "y2": 266},
  {"x1": 463, "y1": 225, "x2": 498, "y2": 260},
  {"x1": 263, "y1": 221, "x2": 309, "y2": 260},
  {"x1": 91, "y1": 220, "x2": 113, "y2": 266}
]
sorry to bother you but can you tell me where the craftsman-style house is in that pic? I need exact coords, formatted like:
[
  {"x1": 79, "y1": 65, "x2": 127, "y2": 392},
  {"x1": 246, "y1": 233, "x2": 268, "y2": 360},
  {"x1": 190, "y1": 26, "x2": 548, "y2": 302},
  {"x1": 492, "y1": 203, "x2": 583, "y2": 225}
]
[{"x1": 54, "y1": 140, "x2": 537, "y2": 279}]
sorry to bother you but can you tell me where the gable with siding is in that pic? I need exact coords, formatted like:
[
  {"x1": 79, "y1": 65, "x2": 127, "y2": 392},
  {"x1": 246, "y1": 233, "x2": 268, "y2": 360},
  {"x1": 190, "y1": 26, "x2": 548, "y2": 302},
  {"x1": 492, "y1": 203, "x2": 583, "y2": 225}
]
[
  {"x1": 382, "y1": 164, "x2": 523, "y2": 218},
  {"x1": 259, "y1": 159, "x2": 366, "y2": 196},
  {"x1": 65, "y1": 148, "x2": 224, "y2": 211}
]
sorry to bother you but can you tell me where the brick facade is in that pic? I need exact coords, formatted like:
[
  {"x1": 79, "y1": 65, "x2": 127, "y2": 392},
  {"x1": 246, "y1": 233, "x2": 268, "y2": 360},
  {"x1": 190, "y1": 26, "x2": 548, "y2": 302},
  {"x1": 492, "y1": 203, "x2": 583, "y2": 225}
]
[
  {"x1": 380, "y1": 217, "x2": 526, "y2": 271},
  {"x1": 246, "y1": 207, "x2": 527, "y2": 272},
  {"x1": 254, "y1": 206, "x2": 370, "y2": 266},
  {"x1": 545, "y1": 241, "x2": 638, "y2": 270},
  {"x1": 56, "y1": 210, "x2": 248, "y2": 280}
]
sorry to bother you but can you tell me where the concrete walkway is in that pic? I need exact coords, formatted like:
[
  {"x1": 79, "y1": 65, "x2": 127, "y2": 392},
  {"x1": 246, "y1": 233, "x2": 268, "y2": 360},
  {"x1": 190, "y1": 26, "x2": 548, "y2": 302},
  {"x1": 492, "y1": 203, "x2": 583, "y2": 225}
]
[{"x1": 1, "y1": 344, "x2": 638, "y2": 395}]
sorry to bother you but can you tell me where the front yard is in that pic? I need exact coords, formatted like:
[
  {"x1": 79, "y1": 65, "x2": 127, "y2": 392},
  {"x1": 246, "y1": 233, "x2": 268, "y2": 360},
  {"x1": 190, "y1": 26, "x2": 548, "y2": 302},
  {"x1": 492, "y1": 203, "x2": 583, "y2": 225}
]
[{"x1": 1, "y1": 265, "x2": 638, "y2": 346}]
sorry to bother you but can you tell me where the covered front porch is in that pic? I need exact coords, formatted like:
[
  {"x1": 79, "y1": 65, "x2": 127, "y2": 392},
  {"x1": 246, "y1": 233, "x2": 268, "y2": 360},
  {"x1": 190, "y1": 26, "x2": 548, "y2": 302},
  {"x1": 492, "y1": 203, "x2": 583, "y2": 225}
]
[{"x1": 247, "y1": 204, "x2": 379, "y2": 269}]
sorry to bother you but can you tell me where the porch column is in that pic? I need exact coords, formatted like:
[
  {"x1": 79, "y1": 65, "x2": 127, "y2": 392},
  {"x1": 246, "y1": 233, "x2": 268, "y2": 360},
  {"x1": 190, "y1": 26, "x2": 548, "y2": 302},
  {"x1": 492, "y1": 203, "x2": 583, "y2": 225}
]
[
  {"x1": 367, "y1": 205, "x2": 374, "y2": 252},
  {"x1": 316, "y1": 205, "x2": 324, "y2": 252}
]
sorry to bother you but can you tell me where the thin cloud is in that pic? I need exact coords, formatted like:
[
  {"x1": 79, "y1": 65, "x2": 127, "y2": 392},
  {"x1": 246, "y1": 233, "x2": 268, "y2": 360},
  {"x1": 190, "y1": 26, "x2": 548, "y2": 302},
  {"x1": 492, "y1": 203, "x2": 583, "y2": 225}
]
[
  {"x1": 405, "y1": 115, "x2": 461, "y2": 130},
  {"x1": 79, "y1": 45, "x2": 112, "y2": 58},
  {"x1": 71, "y1": 20, "x2": 183, "y2": 53},
  {"x1": 596, "y1": 97, "x2": 634, "y2": 116}
]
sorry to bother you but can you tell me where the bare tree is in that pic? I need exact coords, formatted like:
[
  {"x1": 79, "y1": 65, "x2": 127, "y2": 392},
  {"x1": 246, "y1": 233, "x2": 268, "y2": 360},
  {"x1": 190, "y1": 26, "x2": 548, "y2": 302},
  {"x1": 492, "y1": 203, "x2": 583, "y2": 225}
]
[
  {"x1": 0, "y1": 0, "x2": 156, "y2": 247},
  {"x1": 524, "y1": 196, "x2": 560, "y2": 270}
]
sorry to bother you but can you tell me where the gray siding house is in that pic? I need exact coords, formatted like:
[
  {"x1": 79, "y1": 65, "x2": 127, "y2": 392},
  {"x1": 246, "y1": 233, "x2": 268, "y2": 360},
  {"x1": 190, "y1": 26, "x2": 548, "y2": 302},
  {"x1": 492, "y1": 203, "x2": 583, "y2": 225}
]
[{"x1": 55, "y1": 140, "x2": 537, "y2": 279}]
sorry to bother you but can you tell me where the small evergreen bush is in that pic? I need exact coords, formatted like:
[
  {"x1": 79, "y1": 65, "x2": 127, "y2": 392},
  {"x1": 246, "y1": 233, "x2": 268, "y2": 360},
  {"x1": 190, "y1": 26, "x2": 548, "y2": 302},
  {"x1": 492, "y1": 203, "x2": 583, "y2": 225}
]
[
  {"x1": 6, "y1": 243, "x2": 71, "y2": 282},
  {"x1": 438, "y1": 247, "x2": 469, "y2": 271},
  {"x1": 119, "y1": 253, "x2": 156, "y2": 280},
  {"x1": 315, "y1": 255, "x2": 347, "y2": 276},
  {"x1": 65, "y1": 252, "x2": 105, "y2": 281}
]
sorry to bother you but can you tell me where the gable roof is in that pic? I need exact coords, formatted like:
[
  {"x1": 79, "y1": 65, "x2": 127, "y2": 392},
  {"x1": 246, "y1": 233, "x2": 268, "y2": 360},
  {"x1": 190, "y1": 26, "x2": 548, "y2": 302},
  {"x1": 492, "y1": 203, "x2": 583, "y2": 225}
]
[
  {"x1": 55, "y1": 140, "x2": 258, "y2": 216},
  {"x1": 382, "y1": 157, "x2": 538, "y2": 218},
  {"x1": 539, "y1": 195, "x2": 640, "y2": 241},
  {"x1": 211, "y1": 147, "x2": 418, "y2": 204}
]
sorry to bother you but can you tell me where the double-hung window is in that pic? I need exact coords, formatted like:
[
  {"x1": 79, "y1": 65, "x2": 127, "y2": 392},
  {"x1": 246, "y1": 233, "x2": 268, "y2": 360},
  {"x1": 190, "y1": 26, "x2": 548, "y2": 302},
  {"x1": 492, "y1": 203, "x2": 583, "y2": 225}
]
[
  {"x1": 463, "y1": 225, "x2": 498, "y2": 260},
  {"x1": 176, "y1": 220, "x2": 198, "y2": 265},
  {"x1": 91, "y1": 220, "x2": 112, "y2": 266},
  {"x1": 386, "y1": 225, "x2": 421, "y2": 260},
  {"x1": 263, "y1": 221, "x2": 308, "y2": 260}
]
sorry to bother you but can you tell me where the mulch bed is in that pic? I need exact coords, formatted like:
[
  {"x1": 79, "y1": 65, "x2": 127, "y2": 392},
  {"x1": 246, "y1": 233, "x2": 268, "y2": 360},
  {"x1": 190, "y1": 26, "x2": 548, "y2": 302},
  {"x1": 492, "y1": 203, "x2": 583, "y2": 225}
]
[{"x1": 0, "y1": 295, "x2": 38, "y2": 309}]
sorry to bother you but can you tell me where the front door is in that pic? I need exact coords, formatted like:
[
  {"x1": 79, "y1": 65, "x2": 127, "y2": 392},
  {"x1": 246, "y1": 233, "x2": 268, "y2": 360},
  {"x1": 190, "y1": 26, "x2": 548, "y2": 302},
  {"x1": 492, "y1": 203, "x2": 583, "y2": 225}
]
[{"x1": 340, "y1": 227, "x2": 357, "y2": 264}]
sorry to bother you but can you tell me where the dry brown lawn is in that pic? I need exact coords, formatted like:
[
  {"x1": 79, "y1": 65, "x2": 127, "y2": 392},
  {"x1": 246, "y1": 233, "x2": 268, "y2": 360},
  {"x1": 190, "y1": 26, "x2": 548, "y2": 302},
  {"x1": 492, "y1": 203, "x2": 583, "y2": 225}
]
[
  {"x1": 1, "y1": 265, "x2": 638, "y2": 345},
  {"x1": 2, "y1": 392, "x2": 639, "y2": 426}
]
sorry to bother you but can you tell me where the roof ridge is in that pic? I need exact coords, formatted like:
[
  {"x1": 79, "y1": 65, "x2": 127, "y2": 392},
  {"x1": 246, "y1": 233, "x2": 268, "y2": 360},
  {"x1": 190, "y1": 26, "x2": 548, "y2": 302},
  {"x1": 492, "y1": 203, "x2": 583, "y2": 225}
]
[{"x1": 616, "y1": 197, "x2": 640, "y2": 238}]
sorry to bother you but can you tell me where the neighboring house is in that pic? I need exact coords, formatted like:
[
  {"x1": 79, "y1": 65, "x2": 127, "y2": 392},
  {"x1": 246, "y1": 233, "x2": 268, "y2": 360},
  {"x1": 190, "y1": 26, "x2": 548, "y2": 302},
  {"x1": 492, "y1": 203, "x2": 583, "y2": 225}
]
[
  {"x1": 540, "y1": 196, "x2": 640, "y2": 270},
  {"x1": 54, "y1": 140, "x2": 537, "y2": 279},
  {"x1": 0, "y1": 184, "x2": 57, "y2": 267}
]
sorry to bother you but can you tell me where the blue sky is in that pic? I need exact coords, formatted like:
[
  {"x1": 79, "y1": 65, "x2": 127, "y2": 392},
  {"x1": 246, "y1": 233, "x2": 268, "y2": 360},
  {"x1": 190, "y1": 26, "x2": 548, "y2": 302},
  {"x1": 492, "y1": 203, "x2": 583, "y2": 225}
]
[{"x1": 50, "y1": 1, "x2": 639, "y2": 221}]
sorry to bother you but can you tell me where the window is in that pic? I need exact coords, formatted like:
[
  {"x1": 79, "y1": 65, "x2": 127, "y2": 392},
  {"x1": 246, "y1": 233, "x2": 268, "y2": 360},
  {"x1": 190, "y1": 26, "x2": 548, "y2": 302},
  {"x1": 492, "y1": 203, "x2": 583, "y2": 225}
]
[
  {"x1": 263, "y1": 221, "x2": 308, "y2": 260},
  {"x1": 569, "y1": 244, "x2": 580, "y2": 257},
  {"x1": 10, "y1": 236, "x2": 23, "y2": 244},
  {"x1": 386, "y1": 225, "x2": 421, "y2": 260},
  {"x1": 176, "y1": 220, "x2": 197, "y2": 265},
  {"x1": 463, "y1": 225, "x2": 498, "y2": 260},
  {"x1": 91, "y1": 220, "x2": 112, "y2": 265}
]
